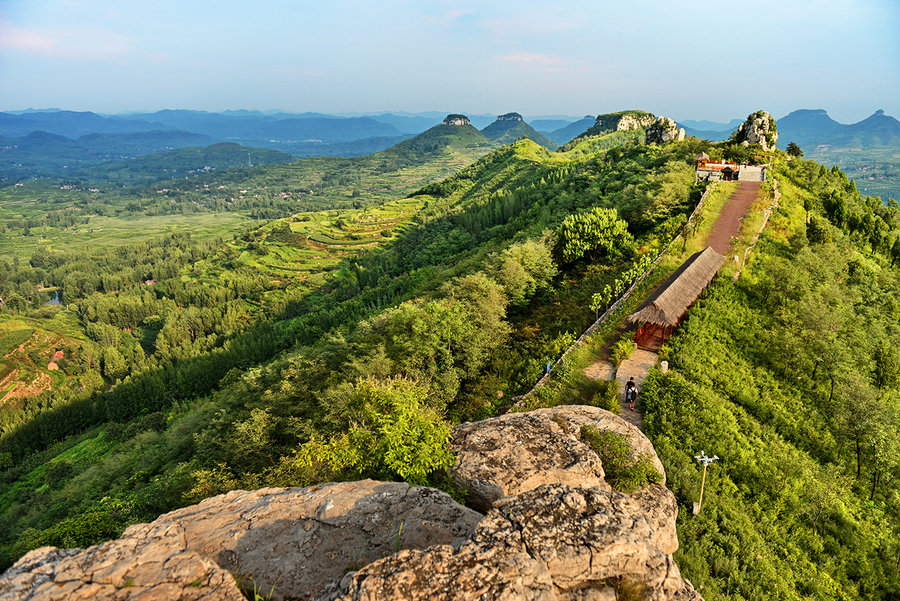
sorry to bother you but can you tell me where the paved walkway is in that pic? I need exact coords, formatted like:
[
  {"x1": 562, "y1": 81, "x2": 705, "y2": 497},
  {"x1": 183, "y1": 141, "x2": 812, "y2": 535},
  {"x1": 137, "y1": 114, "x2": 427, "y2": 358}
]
[
  {"x1": 706, "y1": 181, "x2": 761, "y2": 254},
  {"x1": 614, "y1": 349, "x2": 657, "y2": 430},
  {"x1": 581, "y1": 348, "x2": 656, "y2": 431},
  {"x1": 583, "y1": 181, "x2": 762, "y2": 430}
]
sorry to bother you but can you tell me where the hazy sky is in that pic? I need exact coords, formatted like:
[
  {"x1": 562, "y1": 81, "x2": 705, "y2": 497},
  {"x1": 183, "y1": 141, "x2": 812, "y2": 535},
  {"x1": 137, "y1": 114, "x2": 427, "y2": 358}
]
[{"x1": 1, "y1": 0, "x2": 898, "y2": 123}]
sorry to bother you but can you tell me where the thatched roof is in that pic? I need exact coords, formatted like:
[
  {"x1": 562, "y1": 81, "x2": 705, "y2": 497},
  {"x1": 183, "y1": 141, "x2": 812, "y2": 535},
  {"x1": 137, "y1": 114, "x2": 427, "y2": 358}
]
[
  {"x1": 696, "y1": 152, "x2": 710, "y2": 162},
  {"x1": 627, "y1": 247, "x2": 725, "y2": 327}
]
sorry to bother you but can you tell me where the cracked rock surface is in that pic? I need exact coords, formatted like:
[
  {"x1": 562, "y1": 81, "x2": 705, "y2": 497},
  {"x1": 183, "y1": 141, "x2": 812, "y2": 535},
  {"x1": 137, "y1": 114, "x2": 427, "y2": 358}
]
[
  {"x1": 318, "y1": 484, "x2": 685, "y2": 601},
  {"x1": 0, "y1": 481, "x2": 482, "y2": 601},
  {"x1": 450, "y1": 405, "x2": 665, "y2": 512},
  {"x1": 0, "y1": 522, "x2": 244, "y2": 601},
  {"x1": 450, "y1": 411, "x2": 609, "y2": 511},
  {"x1": 2, "y1": 406, "x2": 700, "y2": 601},
  {"x1": 646, "y1": 117, "x2": 686, "y2": 144}
]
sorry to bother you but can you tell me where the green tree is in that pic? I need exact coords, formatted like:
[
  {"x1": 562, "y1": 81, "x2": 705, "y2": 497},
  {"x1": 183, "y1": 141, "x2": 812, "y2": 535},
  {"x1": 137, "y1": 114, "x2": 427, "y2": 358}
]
[
  {"x1": 555, "y1": 207, "x2": 632, "y2": 264},
  {"x1": 786, "y1": 142, "x2": 803, "y2": 157},
  {"x1": 101, "y1": 347, "x2": 127, "y2": 381},
  {"x1": 490, "y1": 239, "x2": 557, "y2": 307},
  {"x1": 295, "y1": 377, "x2": 453, "y2": 485}
]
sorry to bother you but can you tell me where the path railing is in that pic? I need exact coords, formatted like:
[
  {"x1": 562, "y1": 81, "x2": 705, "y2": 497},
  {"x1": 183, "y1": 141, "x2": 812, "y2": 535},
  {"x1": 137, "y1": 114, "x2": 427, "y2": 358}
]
[{"x1": 511, "y1": 181, "x2": 719, "y2": 406}]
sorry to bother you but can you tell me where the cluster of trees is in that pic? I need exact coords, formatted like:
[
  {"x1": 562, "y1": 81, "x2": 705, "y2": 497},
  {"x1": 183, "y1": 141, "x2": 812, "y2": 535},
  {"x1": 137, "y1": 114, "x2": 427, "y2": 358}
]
[
  {"x1": 0, "y1": 231, "x2": 295, "y2": 453},
  {"x1": 0, "y1": 134, "x2": 706, "y2": 570},
  {"x1": 589, "y1": 253, "x2": 655, "y2": 319}
]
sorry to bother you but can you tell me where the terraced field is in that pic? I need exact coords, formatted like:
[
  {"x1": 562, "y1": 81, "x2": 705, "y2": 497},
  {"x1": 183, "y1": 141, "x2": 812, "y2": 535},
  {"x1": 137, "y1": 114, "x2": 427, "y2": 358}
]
[
  {"x1": 0, "y1": 315, "x2": 85, "y2": 409},
  {"x1": 203, "y1": 196, "x2": 428, "y2": 304}
]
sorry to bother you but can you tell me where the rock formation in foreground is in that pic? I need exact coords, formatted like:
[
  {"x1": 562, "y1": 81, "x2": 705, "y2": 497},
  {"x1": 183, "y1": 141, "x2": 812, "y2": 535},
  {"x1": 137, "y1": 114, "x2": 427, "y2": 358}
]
[{"x1": 1, "y1": 406, "x2": 701, "y2": 601}]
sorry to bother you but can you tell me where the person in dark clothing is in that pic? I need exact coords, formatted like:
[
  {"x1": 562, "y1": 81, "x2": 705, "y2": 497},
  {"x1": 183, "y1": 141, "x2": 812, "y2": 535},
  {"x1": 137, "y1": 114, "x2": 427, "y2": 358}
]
[{"x1": 625, "y1": 376, "x2": 637, "y2": 411}]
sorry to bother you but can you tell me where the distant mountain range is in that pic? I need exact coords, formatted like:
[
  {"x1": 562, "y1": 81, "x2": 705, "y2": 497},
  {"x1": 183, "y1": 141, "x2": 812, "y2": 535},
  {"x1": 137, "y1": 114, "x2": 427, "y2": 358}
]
[
  {"x1": 541, "y1": 116, "x2": 596, "y2": 145},
  {"x1": 3, "y1": 107, "x2": 899, "y2": 193},
  {"x1": 777, "y1": 109, "x2": 900, "y2": 150}
]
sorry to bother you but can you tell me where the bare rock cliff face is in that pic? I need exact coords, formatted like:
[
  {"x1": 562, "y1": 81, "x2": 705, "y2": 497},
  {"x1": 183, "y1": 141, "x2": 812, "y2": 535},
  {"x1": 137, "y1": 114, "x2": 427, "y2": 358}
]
[
  {"x1": 646, "y1": 117, "x2": 686, "y2": 144},
  {"x1": 1, "y1": 482, "x2": 481, "y2": 601},
  {"x1": 732, "y1": 110, "x2": 778, "y2": 151},
  {"x1": 594, "y1": 112, "x2": 656, "y2": 134},
  {"x1": 1, "y1": 406, "x2": 701, "y2": 601}
]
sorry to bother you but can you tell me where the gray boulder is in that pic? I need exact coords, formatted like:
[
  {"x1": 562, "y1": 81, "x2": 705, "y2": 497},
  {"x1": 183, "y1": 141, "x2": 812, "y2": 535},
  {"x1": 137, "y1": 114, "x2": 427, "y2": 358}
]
[
  {"x1": 0, "y1": 523, "x2": 244, "y2": 601},
  {"x1": 450, "y1": 405, "x2": 666, "y2": 512}
]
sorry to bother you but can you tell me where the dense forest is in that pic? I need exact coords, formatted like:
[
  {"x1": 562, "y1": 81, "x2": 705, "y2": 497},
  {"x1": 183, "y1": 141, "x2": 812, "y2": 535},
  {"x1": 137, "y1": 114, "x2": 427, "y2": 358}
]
[
  {"x1": 2, "y1": 116, "x2": 899, "y2": 601},
  {"x1": 0, "y1": 130, "x2": 707, "y2": 569}
]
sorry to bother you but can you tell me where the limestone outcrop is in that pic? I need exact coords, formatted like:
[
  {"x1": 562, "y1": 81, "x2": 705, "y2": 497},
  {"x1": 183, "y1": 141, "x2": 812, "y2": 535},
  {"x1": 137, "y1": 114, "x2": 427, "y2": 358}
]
[
  {"x1": 646, "y1": 117, "x2": 686, "y2": 144},
  {"x1": 450, "y1": 405, "x2": 665, "y2": 511},
  {"x1": 321, "y1": 484, "x2": 683, "y2": 601},
  {"x1": 449, "y1": 410, "x2": 610, "y2": 512},
  {"x1": 442, "y1": 114, "x2": 471, "y2": 126},
  {"x1": 497, "y1": 112, "x2": 524, "y2": 122},
  {"x1": 0, "y1": 523, "x2": 245, "y2": 601},
  {"x1": 732, "y1": 110, "x2": 778, "y2": 151},
  {"x1": 1, "y1": 406, "x2": 700, "y2": 601},
  {"x1": 593, "y1": 111, "x2": 656, "y2": 134},
  {"x1": 1, "y1": 481, "x2": 482, "y2": 601}
]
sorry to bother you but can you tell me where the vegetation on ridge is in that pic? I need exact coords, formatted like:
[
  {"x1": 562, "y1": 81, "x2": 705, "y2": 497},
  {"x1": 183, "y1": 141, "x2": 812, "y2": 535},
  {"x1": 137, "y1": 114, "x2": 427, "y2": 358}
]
[
  {"x1": 637, "y1": 158, "x2": 900, "y2": 600},
  {"x1": 0, "y1": 133, "x2": 707, "y2": 569}
]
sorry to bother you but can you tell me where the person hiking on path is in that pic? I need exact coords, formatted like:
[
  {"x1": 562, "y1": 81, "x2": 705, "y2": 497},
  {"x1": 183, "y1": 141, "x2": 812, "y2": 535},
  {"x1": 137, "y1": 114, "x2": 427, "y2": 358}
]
[{"x1": 625, "y1": 377, "x2": 637, "y2": 411}]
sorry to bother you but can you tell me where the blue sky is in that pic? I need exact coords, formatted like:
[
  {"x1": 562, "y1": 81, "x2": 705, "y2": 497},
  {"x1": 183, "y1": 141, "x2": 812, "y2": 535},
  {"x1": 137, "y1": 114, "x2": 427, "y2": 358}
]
[{"x1": 0, "y1": 0, "x2": 898, "y2": 123}]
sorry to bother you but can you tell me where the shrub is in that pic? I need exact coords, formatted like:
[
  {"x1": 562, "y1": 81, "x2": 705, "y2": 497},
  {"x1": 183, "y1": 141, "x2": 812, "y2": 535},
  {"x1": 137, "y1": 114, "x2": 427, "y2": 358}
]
[
  {"x1": 44, "y1": 461, "x2": 73, "y2": 487},
  {"x1": 611, "y1": 339, "x2": 636, "y2": 367},
  {"x1": 580, "y1": 425, "x2": 661, "y2": 492},
  {"x1": 293, "y1": 377, "x2": 453, "y2": 486},
  {"x1": 591, "y1": 380, "x2": 620, "y2": 415}
]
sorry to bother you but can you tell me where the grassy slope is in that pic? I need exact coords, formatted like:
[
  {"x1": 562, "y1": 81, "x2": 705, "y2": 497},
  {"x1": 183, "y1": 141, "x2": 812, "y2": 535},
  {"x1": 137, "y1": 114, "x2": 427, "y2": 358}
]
[
  {"x1": 0, "y1": 123, "x2": 497, "y2": 260},
  {"x1": 481, "y1": 120, "x2": 559, "y2": 150},
  {"x1": 638, "y1": 165, "x2": 900, "y2": 600}
]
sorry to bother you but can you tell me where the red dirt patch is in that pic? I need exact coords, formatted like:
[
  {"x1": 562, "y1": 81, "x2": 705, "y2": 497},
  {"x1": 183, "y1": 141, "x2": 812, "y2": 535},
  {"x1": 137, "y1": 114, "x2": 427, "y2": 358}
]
[{"x1": 706, "y1": 181, "x2": 762, "y2": 254}]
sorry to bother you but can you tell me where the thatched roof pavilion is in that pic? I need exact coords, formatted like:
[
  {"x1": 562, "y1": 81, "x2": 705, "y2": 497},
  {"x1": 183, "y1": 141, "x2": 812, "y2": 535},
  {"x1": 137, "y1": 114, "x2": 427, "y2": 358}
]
[
  {"x1": 696, "y1": 151, "x2": 710, "y2": 162},
  {"x1": 628, "y1": 246, "x2": 725, "y2": 328}
]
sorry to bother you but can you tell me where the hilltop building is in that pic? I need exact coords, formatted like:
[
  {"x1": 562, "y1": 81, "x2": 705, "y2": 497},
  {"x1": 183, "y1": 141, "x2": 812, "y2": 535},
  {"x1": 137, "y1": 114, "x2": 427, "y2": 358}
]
[{"x1": 696, "y1": 153, "x2": 767, "y2": 182}]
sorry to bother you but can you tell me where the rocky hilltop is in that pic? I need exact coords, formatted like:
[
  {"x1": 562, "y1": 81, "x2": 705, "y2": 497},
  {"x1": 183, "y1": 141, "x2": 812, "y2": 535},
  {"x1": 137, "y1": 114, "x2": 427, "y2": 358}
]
[
  {"x1": 588, "y1": 110, "x2": 657, "y2": 136},
  {"x1": 645, "y1": 117, "x2": 686, "y2": 144},
  {"x1": 731, "y1": 110, "x2": 778, "y2": 151},
  {"x1": 443, "y1": 114, "x2": 471, "y2": 126},
  {"x1": 496, "y1": 112, "x2": 524, "y2": 122},
  {"x1": 1, "y1": 406, "x2": 700, "y2": 601},
  {"x1": 480, "y1": 112, "x2": 558, "y2": 150}
]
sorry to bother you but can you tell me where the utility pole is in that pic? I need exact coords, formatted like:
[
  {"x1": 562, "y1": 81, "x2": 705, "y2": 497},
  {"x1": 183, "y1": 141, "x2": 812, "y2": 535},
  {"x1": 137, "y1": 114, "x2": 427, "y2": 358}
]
[{"x1": 693, "y1": 450, "x2": 718, "y2": 514}]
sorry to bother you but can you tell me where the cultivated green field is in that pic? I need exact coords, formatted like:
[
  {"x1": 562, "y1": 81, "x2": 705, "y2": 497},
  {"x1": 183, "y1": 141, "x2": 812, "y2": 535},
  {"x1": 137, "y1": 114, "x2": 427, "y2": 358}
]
[
  {"x1": 806, "y1": 146, "x2": 900, "y2": 202},
  {"x1": 0, "y1": 212, "x2": 254, "y2": 259}
]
